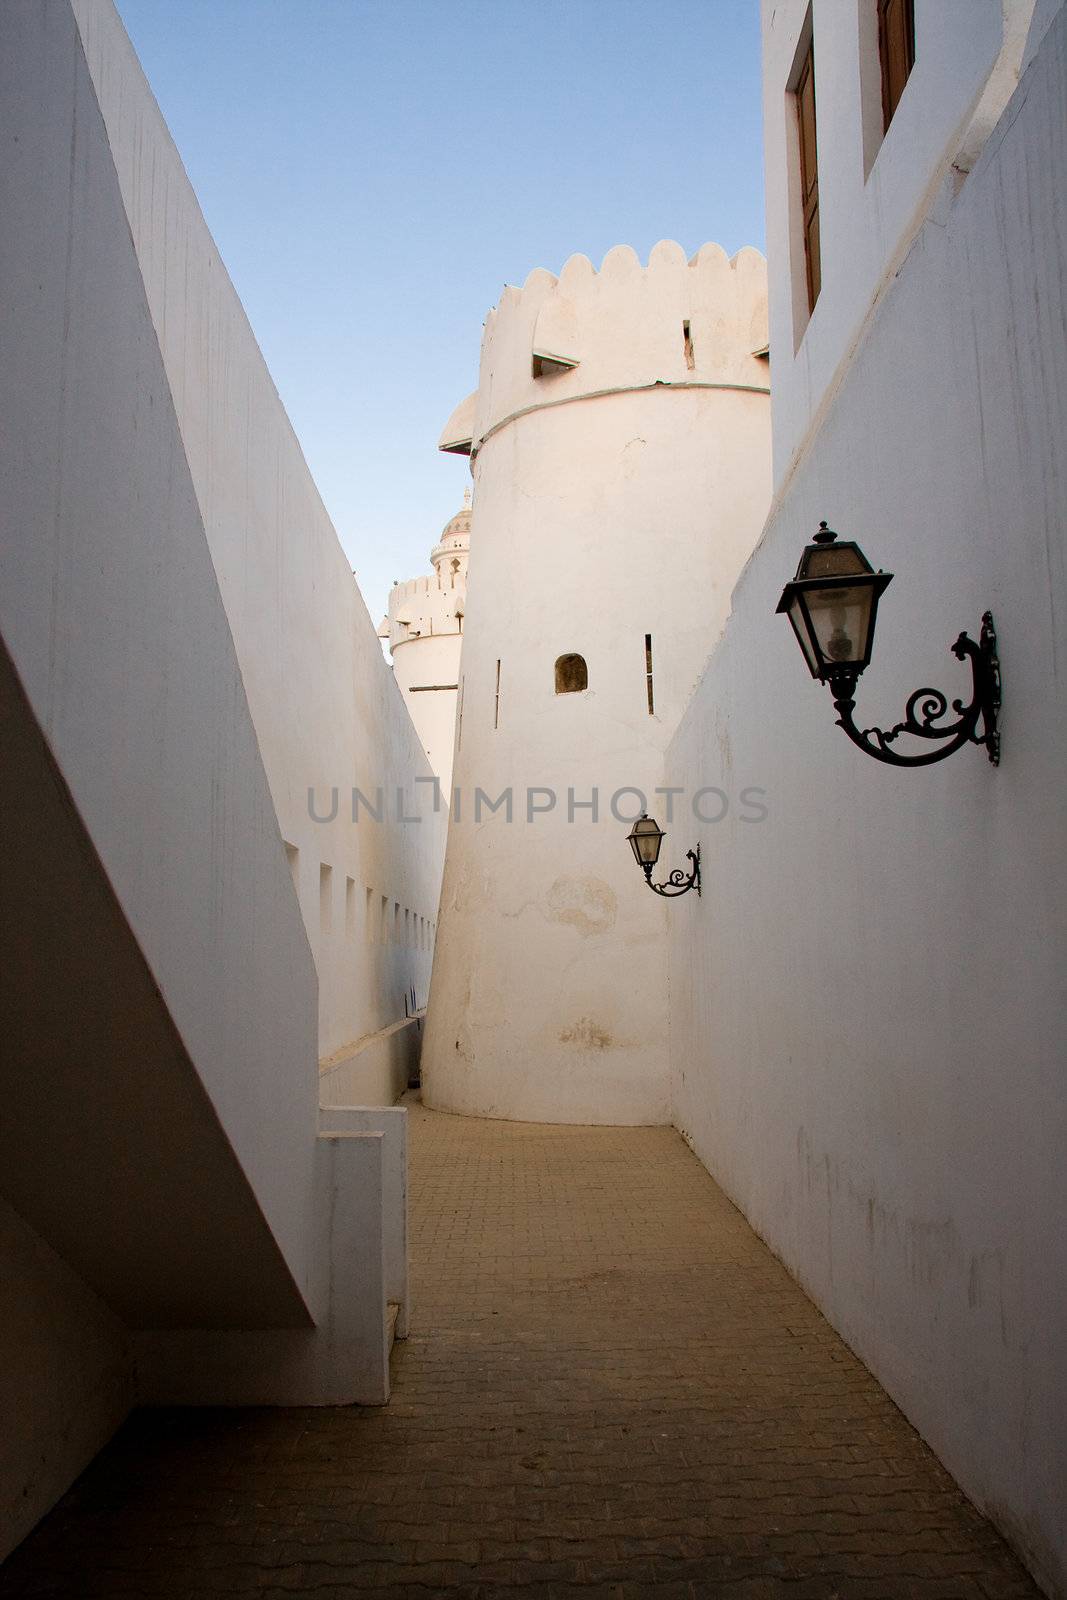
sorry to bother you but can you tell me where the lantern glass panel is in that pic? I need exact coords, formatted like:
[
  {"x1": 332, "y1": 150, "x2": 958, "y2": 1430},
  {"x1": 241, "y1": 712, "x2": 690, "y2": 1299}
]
[
  {"x1": 805, "y1": 582, "x2": 876, "y2": 667},
  {"x1": 787, "y1": 594, "x2": 821, "y2": 676}
]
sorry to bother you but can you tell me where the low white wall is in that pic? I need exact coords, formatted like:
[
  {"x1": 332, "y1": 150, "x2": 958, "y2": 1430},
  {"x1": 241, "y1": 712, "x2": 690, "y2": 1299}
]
[
  {"x1": 320, "y1": 1107, "x2": 409, "y2": 1337},
  {"x1": 319, "y1": 1016, "x2": 423, "y2": 1110},
  {"x1": 137, "y1": 1131, "x2": 393, "y2": 1408},
  {"x1": 667, "y1": 17, "x2": 1067, "y2": 1593}
]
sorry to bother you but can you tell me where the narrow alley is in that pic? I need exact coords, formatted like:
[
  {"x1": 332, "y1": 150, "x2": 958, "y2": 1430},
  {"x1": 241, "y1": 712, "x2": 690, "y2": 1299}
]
[{"x1": 0, "y1": 1100, "x2": 1038, "y2": 1598}]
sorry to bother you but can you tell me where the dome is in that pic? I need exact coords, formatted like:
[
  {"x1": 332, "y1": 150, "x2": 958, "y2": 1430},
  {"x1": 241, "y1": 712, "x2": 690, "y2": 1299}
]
[{"x1": 438, "y1": 488, "x2": 472, "y2": 545}]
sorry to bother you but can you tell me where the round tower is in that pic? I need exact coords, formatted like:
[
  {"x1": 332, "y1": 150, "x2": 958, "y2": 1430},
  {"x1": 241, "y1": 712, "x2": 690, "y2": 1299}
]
[
  {"x1": 423, "y1": 241, "x2": 771, "y2": 1125},
  {"x1": 380, "y1": 492, "x2": 470, "y2": 789}
]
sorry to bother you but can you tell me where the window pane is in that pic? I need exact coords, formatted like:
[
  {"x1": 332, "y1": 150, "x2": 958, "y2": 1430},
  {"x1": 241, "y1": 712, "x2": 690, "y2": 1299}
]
[{"x1": 806, "y1": 200, "x2": 821, "y2": 308}]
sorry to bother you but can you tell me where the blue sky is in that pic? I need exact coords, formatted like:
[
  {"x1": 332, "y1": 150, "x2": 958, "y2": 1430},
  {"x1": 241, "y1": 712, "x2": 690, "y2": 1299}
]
[{"x1": 115, "y1": 0, "x2": 766, "y2": 626}]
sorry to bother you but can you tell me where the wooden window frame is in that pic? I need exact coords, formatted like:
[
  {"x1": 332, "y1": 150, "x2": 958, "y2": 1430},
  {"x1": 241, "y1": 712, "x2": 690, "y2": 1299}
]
[
  {"x1": 795, "y1": 33, "x2": 821, "y2": 314},
  {"x1": 878, "y1": 0, "x2": 915, "y2": 133}
]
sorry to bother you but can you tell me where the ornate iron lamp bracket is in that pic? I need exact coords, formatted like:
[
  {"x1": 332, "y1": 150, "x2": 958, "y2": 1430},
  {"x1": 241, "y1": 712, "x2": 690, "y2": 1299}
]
[
  {"x1": 828, "y1": 612, "x2": 1001, "y2": 767},
  {"x1": 642, "y1": 844, "x2": 701, "y2": 898}
]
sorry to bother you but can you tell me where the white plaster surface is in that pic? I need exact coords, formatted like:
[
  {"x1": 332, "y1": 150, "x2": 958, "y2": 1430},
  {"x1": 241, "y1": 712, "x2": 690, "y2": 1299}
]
[
  {"x1": 423, "y1": 243, "x2": 771, "y2": 1125},
  {"x1": 668, "y1": 15, "x2": 1067, "y2": 1590}
]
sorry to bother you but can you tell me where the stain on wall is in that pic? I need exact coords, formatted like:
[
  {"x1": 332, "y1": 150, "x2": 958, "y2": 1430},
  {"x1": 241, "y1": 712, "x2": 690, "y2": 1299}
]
[
  {"x1": 560, "y1": 1018, "x2": 614, "y2": 1050},
  {"x1": 545, "y1": 876, "x2": 617, "y2": 936}
]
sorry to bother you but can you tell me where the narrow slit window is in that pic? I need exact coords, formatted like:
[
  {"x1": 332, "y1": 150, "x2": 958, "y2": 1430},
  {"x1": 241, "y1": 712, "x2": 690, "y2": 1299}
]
[
  {"x1": 682, "y1": 321, "x2": 695, "y2": 371},
  {"x1": 380, "y1": 894, "x2": 389, "y2": 945},
  {"x1": 319, "y1": 864, "x2": 333, "y2": 937},
  {"x1": 494, "y1": 660, "x2": 501, "y2": 729},
  {"x1": 555, "y1": 653, "x2": 588, "y2": 694},
  {"x1": 645, "y1": 634, "x2": 655, "y2": 715},
  {"x1": 795, "y1": 28, "x2": 821, "y2": 314},
  {"x1": 345, "y1": 876, "x2": 356, "y2": 937},
  {"x1": 878, "y1": 0, "x2": 915, "y2": 131},
  {"x1": 284, "y1": 842, "x2": 299, "y2": 892},
  {"x1": 393, "y1": 902, "x2": 400, "y2": 944},
  {"x1": 365, "y1": 887, "x2": 374, "y2": 944}
]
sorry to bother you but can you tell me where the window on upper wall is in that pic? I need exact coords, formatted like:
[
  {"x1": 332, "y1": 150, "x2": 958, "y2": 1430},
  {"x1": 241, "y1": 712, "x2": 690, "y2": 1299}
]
[
  {"x1": 878, "y1": 0, "x2": 915, "y2": 131},
  {"x1": 555, "y1": 654, "x2": 588, "y2": 694},
  {"x1": 794, "y1": 27, "x2": 821, "y2": 315}
]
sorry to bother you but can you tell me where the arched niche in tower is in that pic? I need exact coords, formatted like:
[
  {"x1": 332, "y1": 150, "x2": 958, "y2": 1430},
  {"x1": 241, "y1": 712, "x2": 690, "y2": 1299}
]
[{"x1": 554, "y1": 654, "x2": 588, "y2": 694}]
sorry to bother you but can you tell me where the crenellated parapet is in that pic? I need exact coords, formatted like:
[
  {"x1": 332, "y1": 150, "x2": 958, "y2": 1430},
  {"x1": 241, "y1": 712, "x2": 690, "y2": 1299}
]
[{"x1": 439, "y1": 241, "x2": 769, "y2": 461}]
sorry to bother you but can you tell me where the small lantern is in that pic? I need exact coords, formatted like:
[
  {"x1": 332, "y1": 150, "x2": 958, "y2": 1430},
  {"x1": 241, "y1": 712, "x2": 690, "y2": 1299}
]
[
  {"x1": 776, "y1": 522, "x2": 892, "y2": 682},
  {"x1": 775, "y1": 519, "x2": 1001, "y2": 768},
  {"x1": 625, "y1": 815, "x2": 700, "y2": 898},
  {"x1": 627, "y1": 814, "x2": 665, "y2": 869}
]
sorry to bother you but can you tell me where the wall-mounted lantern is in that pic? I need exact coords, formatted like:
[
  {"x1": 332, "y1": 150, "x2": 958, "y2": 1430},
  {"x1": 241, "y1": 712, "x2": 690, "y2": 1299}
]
[
  {"x1": 626, "y1": 815, "x2": 701, "y2": 898},
  {"x1": 776, "y1": 522, "x2": 1001, "y2": 767}
]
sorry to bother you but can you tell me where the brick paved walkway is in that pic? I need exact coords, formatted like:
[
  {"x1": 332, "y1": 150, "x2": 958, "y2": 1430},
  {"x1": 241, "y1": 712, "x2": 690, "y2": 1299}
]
[{"x1": 0, "y1": 1099, "x2": 1039, "y2": 1598}]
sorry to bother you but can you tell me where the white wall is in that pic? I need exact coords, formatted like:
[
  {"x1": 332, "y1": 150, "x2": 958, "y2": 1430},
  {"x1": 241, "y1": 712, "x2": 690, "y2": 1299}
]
[
  {"x1": 764, "y1": 0, "x2": 1040, "y2": 483},
  {"x1": 0, "y1": 0, "x2": 435, "y2": 1554},
  {"x1": 72, "y1": 0, "x2": 444, "y2": 1062},
  {"x1": 668, "y1": 12, "x2": 1067, "y2": 1590},
  {"x1": 423, "y1": 242, "x2": 771, "y2": 1124},
  {"x1": 0, "y1": 0, "x2": 319, "y2": 1549}
]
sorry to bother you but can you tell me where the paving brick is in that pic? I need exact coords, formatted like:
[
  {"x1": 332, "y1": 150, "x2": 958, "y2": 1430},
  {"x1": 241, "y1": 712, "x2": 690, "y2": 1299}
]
[{"x1": 0, "y1": 1099, "x2": 1042, "y2": 1598}]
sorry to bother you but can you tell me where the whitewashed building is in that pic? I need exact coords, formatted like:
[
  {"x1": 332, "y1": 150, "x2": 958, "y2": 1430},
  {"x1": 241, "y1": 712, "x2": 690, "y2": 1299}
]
[
  {"x1": 379, "y1": 494, "x2": 471, "y2": 791},
  {"x1": 421, "y1": 242, "x2": 772, "y2": 1125}
]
